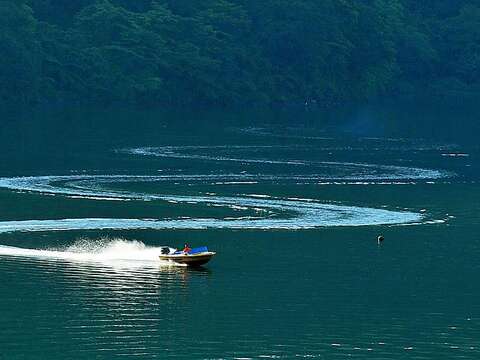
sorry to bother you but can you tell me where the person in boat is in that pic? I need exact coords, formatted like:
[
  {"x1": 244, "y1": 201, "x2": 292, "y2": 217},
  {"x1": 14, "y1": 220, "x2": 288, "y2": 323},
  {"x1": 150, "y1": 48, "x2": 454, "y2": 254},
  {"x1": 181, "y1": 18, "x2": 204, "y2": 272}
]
[{"x1": 182, "y1": 243, "x2": 192, "y2": 254}]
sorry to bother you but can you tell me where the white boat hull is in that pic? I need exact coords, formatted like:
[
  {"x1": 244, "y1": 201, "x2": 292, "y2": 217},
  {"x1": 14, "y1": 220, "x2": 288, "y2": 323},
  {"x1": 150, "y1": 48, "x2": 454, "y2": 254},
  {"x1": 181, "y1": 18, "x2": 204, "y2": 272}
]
[{"x1": 159, "y1": 251, "x2": 216, "y2": 266}]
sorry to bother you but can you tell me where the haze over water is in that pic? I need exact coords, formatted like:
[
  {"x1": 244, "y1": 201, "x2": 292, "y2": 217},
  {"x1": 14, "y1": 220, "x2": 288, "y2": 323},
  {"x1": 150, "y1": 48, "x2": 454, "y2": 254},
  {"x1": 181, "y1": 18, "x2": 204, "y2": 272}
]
[{"x1": 0, "y1": 107, "x2": 479, "y2": 359}]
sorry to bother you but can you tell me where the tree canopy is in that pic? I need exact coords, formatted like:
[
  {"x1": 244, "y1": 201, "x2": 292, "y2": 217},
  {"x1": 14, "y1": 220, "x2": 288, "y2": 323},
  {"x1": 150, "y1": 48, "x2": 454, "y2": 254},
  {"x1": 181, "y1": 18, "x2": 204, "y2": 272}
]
[{"x1": 1, "y1": 0, "x2": 479, "y2": 107}]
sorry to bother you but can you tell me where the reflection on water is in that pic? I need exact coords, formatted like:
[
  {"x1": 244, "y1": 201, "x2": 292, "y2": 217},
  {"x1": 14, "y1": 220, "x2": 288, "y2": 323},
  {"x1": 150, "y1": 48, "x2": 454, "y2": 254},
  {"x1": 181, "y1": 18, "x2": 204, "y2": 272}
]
[
  {"x1": 0, "y1": 238, "x2": 211, "y2": 293},
  {"x1": 0, "y1": 250, "x2": 214, "y2": 359}
]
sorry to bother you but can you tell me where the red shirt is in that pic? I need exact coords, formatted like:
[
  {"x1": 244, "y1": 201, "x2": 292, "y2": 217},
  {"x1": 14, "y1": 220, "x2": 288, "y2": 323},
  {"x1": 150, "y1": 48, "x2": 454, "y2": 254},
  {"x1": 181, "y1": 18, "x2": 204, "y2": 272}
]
[{"x1": 183, "y1": 246, "x2": 192, "y2": 253}]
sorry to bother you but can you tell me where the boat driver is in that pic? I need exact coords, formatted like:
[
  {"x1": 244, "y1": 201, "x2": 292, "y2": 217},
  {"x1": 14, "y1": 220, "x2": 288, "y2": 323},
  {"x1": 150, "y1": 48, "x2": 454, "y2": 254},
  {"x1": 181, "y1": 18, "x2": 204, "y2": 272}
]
[{"x1": 182, "y1": 243, "x2": 192, "y2": 254}]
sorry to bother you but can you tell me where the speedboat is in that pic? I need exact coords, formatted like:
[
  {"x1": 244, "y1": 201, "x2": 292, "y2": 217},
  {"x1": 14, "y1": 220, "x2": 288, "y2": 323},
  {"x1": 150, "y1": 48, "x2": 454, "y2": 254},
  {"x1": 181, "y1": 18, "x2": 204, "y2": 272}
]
[{"x1": 159, "y1": 246, "x2": 216, "y2": 267}]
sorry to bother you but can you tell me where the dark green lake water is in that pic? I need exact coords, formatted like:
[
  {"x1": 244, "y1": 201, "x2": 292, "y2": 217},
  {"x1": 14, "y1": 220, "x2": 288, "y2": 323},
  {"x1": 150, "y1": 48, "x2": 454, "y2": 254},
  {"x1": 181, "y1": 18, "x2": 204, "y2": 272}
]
[{"x1": 0, "y1": 106, "x2": 479, "y2": 359}]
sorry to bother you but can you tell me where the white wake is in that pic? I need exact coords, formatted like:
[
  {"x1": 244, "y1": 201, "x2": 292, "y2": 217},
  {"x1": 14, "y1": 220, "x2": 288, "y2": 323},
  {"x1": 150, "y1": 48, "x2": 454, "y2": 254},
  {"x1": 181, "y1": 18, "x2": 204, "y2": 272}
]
[{"x1": 0, "y1": 238, "x2": 180, "y2": 266}]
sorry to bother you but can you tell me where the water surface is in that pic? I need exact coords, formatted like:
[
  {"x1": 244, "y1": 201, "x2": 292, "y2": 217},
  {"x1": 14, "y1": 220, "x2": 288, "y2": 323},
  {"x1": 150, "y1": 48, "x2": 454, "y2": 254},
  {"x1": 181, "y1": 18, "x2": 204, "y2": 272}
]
[{"x1": 0, "y1": 107, "x2": 479, "y2": 359}]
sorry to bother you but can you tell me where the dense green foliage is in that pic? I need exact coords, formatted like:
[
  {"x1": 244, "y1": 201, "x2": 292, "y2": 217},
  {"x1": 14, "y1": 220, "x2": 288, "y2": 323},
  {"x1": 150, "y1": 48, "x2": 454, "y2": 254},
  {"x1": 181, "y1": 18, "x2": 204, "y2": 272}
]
[{"x1": 1, "y1": 0, "x2": 479, "y2": 107}]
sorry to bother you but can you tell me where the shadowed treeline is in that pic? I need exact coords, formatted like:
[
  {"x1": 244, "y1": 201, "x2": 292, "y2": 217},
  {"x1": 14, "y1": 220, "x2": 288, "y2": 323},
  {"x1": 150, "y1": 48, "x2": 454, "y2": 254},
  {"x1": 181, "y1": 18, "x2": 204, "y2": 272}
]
[{"x1": 1, "y1": 0, "x2": 480, "y2": 107}]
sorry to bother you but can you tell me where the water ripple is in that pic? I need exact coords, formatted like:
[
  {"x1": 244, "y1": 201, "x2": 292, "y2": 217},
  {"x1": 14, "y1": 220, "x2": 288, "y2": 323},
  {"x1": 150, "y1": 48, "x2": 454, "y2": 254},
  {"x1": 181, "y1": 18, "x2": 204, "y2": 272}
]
[{"x1": 0, "y1": 175, "x2": 423, "y2": 232}]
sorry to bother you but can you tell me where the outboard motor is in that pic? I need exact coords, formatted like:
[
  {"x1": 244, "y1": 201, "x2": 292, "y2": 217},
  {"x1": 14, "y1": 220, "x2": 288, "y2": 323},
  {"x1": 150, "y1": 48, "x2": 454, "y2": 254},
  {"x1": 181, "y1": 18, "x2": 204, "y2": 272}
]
[{"x1": 161, "y1": 247, "x2": 171, "y2": 255}]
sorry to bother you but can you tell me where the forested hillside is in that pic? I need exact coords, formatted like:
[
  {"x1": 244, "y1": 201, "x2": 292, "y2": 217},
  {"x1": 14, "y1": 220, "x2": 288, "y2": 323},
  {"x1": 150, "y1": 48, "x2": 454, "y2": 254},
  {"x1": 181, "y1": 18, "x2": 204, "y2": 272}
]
[{"x1": 1, "y1": 0, "x2": 480, "y2": 107}]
